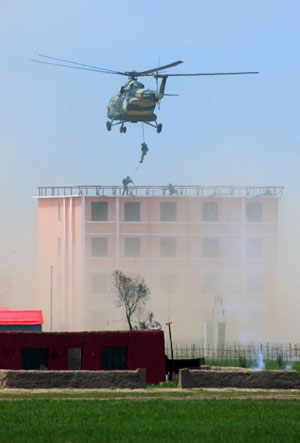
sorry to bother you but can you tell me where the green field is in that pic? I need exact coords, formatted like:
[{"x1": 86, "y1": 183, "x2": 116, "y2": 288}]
[{"x1": 1, "y1": 393, "x2": 300, "y2": 442}]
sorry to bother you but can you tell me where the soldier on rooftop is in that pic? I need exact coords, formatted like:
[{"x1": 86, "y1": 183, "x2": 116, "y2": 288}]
[{"x1": 122, "y1": 176, "x2": 134, "y2": 195}]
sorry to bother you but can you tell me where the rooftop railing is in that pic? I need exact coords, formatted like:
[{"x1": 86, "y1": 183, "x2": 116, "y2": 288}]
[{"x1": 36, "y1": 185, "x2": 284, "y2": 198}]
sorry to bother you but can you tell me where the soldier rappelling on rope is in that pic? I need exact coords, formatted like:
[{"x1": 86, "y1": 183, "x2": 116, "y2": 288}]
[{"x1": 139, "y1": 143, "x2": 149, "y2": 164}]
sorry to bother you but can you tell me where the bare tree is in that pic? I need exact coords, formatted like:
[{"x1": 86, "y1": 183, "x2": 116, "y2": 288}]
[{"x1": 112, "y1": 270, "x2": 150, "y2": 330}]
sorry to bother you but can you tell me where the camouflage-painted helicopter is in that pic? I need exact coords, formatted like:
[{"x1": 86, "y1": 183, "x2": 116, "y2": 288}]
[{"x1": 32, "y1": 54, "x2": 259, "y2": 133}]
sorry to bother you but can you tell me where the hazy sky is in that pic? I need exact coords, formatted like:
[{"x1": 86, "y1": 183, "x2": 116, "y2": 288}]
[{"x1": 1, "y1": 1, "x2": 300, "y2": 325}]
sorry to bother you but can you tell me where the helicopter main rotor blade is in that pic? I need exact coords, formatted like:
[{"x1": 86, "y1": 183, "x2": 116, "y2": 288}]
[
  {"x1": 31, "y1": 59, "x2": 127, "y2": 75},
  {"x1": 33, "y1": 53, "x2": 127, "y2": 75},
  {"x1": 157, "y1": 71, "x2": 259, "y2": 77},
  {"x1": 137, "y1": 60, "x2": 183, "y2": 76}
]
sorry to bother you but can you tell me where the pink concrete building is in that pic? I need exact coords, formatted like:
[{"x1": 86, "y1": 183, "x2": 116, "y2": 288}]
[{"x1": 36, "y1": 185, "x2": 283, "y2": 342}]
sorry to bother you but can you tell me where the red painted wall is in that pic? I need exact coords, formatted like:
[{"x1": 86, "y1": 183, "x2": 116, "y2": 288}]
[{"x1": 0, "y1": 330, "x2": 166, "y2": 384}]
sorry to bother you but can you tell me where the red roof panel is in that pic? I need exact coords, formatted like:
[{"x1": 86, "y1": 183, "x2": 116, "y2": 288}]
[{"x1": 0, "y1": 310, "x2": 44, "y2": 325}]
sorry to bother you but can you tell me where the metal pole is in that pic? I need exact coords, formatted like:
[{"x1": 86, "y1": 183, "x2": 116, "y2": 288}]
[
  {"x1": 50, "y1": 265, "x2": 53, "y2": 332},
  {"x1": 166, "y1": 322, "x2": 174, "y2": 379}
]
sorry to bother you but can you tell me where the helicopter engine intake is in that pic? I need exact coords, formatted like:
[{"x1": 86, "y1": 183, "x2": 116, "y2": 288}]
[{"x1": 135, "y1": 89, "x2": 156, "y2": 101}]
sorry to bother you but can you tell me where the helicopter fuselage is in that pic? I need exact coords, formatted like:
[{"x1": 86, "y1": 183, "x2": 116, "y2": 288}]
[
  {"x1": 33, "y1": 54, "x2": 258, "y2": 134},
  {"x1": 107, "y1": 80, "x2": 158, "y2": 122}
]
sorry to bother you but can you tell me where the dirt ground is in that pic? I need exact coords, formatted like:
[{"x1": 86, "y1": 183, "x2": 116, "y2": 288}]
[{"x1": 1, "y1": 387, "x2": 300, "y2": 401}]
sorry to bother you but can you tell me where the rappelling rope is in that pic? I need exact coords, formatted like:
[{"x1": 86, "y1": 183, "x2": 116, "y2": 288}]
[{"x1": 131, "y1": 162, "x2": 141, "y2": 179}]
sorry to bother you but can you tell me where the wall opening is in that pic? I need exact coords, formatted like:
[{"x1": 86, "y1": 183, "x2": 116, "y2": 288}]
[
  {"x1": 124, "y1": 202, "x2": 140, "y2": 221},
  {"x1": 160, "y1": 238, "x2": 176, "y2": 257},
  {"x1": 91, "y1": 201, "x2": 108, "y2": 221},
  {"x1": 91, "y1": 238, "x2": 108, "y2": 257},
  {"x1": 68, "y1": 347, "x2": 82, "y2": 370},
  {"x1": 21, "y1": 348, "x2": 49, "y2": 370},
  {"x1": 125, "y1": 238, "x2": 141, "y2": 257},
  {"x1": 160, "y1": 202, "x2": 177, "y2": 221},
  {"x1": 202, "y1": 238, "x2": 219, "y2": 258},
  {"x1": 246, "y1": 237, "x2": 263, "y2": 258},
  {"x1": 203, "y1": 201, "x2": 219, "y2": 222},
  {"x1": 246, "y1": 202, "x2": 263, "y2": 222},
  {"x1": 101, "y1": 347, "x2": 128, "y2": 370}
]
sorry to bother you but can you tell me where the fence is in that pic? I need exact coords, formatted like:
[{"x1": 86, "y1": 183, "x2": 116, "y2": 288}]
[
  {"x1": 165, "y1": 342, "x2": 300, "y2": 363},
  {"x1": 36, "y1": 185, "x2": 284, "y2": 198}
]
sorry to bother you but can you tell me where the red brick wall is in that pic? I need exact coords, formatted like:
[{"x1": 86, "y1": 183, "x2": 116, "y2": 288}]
[{"x1": 0, "y1": 330, "x2": 165, "y2": 384}]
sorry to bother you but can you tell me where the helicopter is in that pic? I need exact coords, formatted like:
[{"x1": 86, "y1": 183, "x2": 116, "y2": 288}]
[{"x1": 32, "y1": 54, "x2": 259, "y2": 133}]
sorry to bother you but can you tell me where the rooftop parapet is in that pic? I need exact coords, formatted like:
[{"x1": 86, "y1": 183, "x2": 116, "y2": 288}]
[{"x1": 35, "y1": 185, "x2": 284, "y2": 198}]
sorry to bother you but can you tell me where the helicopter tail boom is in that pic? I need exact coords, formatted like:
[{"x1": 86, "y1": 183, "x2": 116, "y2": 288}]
[{"x1": 156, "y1": 75, "x2": 168, "y2": 100}]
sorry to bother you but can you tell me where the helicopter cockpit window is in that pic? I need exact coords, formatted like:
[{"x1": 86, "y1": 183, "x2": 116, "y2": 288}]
[{"x1": 118, "y1": 86, "x2": 125, "y2": 94}]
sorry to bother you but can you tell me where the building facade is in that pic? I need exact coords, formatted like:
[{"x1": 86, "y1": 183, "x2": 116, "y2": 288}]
[{"x1": 36, "y1": 185, "x2": 283, "y2": 343}]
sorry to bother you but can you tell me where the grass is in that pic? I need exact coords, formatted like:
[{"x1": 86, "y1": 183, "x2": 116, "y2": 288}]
[
  {"x1": 1, "y1": 398, "x2": 300, "y2": 442},
  {"x1": 291, "y1": 362, "x2": 300, "y2": 373},
  {"x1": 147, "y1": 381, "x2": 177, "y2": 389}
]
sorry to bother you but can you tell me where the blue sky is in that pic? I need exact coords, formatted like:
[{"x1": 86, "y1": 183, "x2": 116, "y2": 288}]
[
  {"x1": 0, "y1": 1, "x2": 300, "y2": 323},
  {"x1": 1, "y1": 1, "x2": 299, "y2": 188}
]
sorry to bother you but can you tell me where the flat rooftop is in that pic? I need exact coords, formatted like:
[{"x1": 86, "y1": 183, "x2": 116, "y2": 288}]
[{"x1": 35, "y1": 185, "x2": 284, "y2": 198}]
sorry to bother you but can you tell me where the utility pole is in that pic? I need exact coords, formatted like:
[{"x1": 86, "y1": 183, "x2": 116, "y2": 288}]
[
  {"x1": 50, "y1": 265, "x2": 53, "y2": 332},
  {"x1": 166, "y1": 321, "x2": 174, "y2": 380}
]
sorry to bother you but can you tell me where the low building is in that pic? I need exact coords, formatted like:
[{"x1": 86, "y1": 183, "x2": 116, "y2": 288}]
[
  {"x1": 0, "y1": 330, "x2": 165, "y2": 384},
  {"x1": 0, "y1": 309, "x2": 44, "y2": 332}
]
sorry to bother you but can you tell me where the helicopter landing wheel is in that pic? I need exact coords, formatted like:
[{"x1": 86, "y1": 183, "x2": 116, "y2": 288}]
[
  {"x1": 106, "y1": 121, "x2": 112, "y2": 131},
  {"x1": 157, "y1": 123, "x2": 162, "y2": 134},
  {"x1": 120, "y1": 125, "x2": 127, "y2": 133},
  {"x1": 123, "y1": 126, "x2": 127, "y2": 133}
]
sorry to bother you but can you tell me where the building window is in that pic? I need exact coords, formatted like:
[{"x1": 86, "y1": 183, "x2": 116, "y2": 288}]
[
  {"x1": 91, "y1": 238, "x2": 108, "y2": 257},
  {"x1": 124, "y1": 202, "x2": 140, "y2": 221},
  {"x1": 58, "y1": 237, "x2": 61, "y2": 257},
  {"x1": 90, "y1": 273, "x2": 108, "y2": 294},
  {"x1": 161, "y1": 274, "x2": 177, "y2": 294},
  {"x1": 203, "y1": 273, "x2": 219, "y2": 294},
  {"x1": 160, "y1": 202, "x2": 177, "y2": 221},
  {"x1": 58, "y1": 202, "x2": 61, "y2": 221},
  {"x1": 125, "y1": 238, "x2": 141, "y2": 257},
  {"x1": 160, "y1": 238, "x2": 176, "y2": 257},
  {"x1": 91, "y1": 201, "x2": 108, "y2": 221},
  {"x1": 203, "y1": 202, "x2": 219, "y2": 222},
  {"x1": 246, "y1": 273, "x2": 264, "y2": 294},
  {"x1": 21, "y1": 348, "x2": 49, "y2": 370},
  {"x1": 246, "y1": 238, "x2": 263, "y2": 258},
  {"x1": 246, "y1": 202, "x2": 263, "y2": 222},
  {"x1": 202, "y1": 238, "x2": 219, "y2": 258},
  {"x1": 101, "y1": 347, "x2": 128, "y2": 370},
  {"x1": 68, "y1": 348, "x2": 82, "y2": 370}
]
